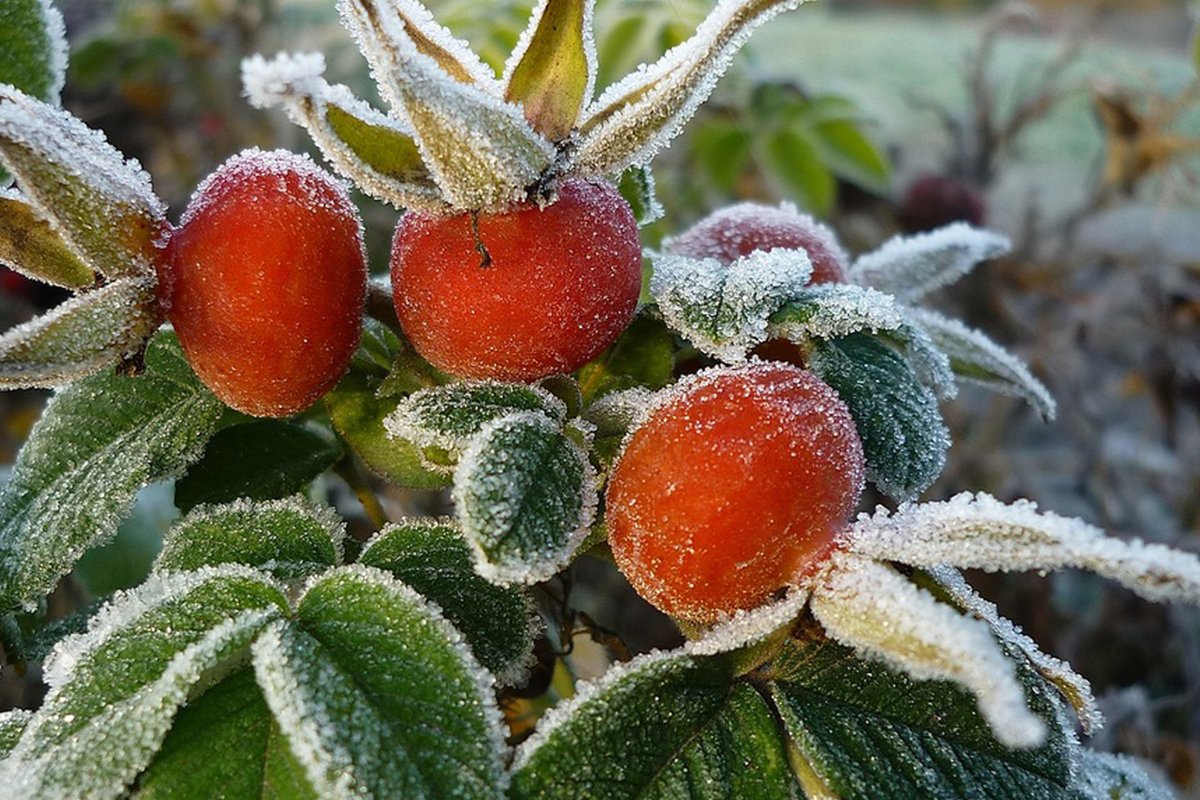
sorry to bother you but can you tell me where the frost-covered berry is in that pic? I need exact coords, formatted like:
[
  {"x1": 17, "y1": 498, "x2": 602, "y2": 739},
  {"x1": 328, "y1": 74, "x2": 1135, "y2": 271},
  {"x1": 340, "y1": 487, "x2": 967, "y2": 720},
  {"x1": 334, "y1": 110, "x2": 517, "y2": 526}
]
[
  {"x1": 664, "y1": 202, "x2": 848, "y2": 284},
  {"x1": 606, "y1": 362, "x2": 865, "y2": 622},
  {"x1": 390, "y1": 179, "x2": 642, "y2": 382},
  {"x1": 165, "y1": 149, "x2": 366, "y2": 417}
]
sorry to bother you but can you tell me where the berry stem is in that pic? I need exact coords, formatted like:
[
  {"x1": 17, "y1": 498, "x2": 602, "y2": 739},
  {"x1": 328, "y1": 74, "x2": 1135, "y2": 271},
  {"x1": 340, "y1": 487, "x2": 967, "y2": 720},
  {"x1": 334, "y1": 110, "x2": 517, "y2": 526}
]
[{"x1": 334, "y1": 456, "x2": 389, "y2": 530}]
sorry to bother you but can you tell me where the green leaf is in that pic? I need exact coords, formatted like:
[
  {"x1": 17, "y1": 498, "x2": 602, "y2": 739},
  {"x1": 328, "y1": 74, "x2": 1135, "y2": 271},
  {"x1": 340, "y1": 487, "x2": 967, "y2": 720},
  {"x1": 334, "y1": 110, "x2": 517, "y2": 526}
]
[
  {"x1": 358, "y1": 519, "x2": 536, "y2": 683},
  {"x1": 0, "y1": 275, "x2": 161, "y2": 389},
  {"x1": 0, "y1": 0, "x2": 67, "y2": 185},
  {"x1": 577, "y1": 312, "x2": 675, "y2": 403},
  {"x1": 848, "y1": 224, "x2": 1010, "y2": 302},
  {"x1": 452, "y1": 411, "x2": 597, "y2": 584},
  {"x1": 504, "y1": 0, "x2": 596, "y2": 141},
  {"x1": 1070, "y1": 750, "x2": 1177, "y2": 800},
  {"x1": 768, "y1": 283, "x2": 904, "y2": 344},
  {"x1": 510, "y1": 651, "x2": 796, "y2": 799},
  {"x1": 692, "y1": 120, "x2": 753, "y2": 194},
  {"x1": 155, "y1": 497, "x2": 343, "y2": 580},
  {"x1": 0, "y1": 332, "x2": 225, "y2": 613},
  {"x1": 811, "y1": 118, "x2": 891, "y2": 192},
  {"x1": 132, "y1": 667, "x2": 319, "y2": 800},
  {"x1": 3, "y1": 566, "x2": 288, "y2": 800},
  {"x1": 769, "y1": 636, "x2": 1078, "y2": 800},
  {"x1": 760, "y1": 127, "x2": 835, "y2": 214},
  {"x1": 0, "y1": 190, "x2": 94, "y2": 288},
  {"x1": 252, "y1": 566, "x2": 506, "y2": 800},
  {"x1": 384, "y1": 380, "x2": 565, "y2": 458},
  {"x1": 0, "y1": 708, "x2": 31, "y2": 759},
  {"x1": 809, "y1": 333, "x2": 948, "y2": 502},
  {"x1": 0, "y1": 86, "x2": 167, "y2": 280},
  {"x1": 325, "y1": 321, "x2": 451, "y2": 490},
  {"x1": 615, "y1": 165, "x2": 664, "y2": 226},
  {"x1": 174, "y1": 420, "x2": 342, "y2": 513}
]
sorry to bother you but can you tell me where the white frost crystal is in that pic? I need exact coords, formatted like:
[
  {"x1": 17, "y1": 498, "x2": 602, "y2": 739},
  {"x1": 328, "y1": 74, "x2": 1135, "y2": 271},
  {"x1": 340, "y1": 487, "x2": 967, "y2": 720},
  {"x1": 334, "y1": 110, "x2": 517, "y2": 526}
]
[{"x1": 848, "y1": 223, "x2": 1010, "y2": 300}]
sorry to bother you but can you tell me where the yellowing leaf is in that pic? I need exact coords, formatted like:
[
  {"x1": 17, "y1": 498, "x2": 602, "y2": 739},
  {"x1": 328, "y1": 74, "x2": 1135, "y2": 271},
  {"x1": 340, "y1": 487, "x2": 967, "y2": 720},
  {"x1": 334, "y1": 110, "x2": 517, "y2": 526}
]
[
  {"x1": 0, "y1": 189, "x2": 94, "y2": 289},
  {"x1": 503, "y1": 0, "x2": 597, "y2": 141}
]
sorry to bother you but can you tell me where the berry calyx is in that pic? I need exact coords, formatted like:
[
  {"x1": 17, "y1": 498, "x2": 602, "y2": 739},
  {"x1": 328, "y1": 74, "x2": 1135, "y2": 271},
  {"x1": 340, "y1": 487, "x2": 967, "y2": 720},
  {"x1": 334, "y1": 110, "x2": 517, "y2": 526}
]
[
  {"x1": 663, "y1": 202, "x2": 848, "y2": 284},
  {"x1": 390, "y1": 179, "x2": 642, "y2": 382},
  {"x1": 606, "y1": 362, "x2": 865, "y2": 622},
  {"x1": 165, "y1": 149, "x2": 367, "y2": 417}
]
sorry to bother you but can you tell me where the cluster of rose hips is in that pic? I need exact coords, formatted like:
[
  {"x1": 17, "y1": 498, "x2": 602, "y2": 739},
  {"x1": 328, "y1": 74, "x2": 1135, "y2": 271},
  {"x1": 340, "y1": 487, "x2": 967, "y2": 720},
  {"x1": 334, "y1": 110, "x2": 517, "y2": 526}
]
[{"x1": 159, "y1": 147, "x2": 861, "y2": 624}]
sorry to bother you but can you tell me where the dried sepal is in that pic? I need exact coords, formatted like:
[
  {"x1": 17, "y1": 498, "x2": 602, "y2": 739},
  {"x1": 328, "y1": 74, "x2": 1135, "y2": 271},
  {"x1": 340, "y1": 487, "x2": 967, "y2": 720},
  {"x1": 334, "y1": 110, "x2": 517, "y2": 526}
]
[
  {"x1": 0, "y1": 85, "x2": 166, "y2": 280},
  {"x1": 848, "y1": 492, "x2": 1200, "y2": 606},
  {"x1": 0, "y1": 276, "x2": 160, "y2": 389},
  {"x1": 241, "y1": 52, "x2": 444, "y2": 212},
  {"x1": 847, "y1": 223, "x2": 1010, "y2": 301},
  {"x1": 503, "y1": 0, "x2": 597, "y2": 141},
  {"x1": 906, "y1": 306, "x2": 1056, "y2": 420},
  {"x1": 926, "y1": 566, "x2": 1103, "y2": 735},
  {"x1": 0, "y1": 188, "x2": 94, "y2": 289},
  {"x1": 339, "y1": 0, "x2": 553, "y2": 211},
  {"x1": 573, "y1": 0, "x2": 804, "y2": 177},
  {"x1": 810, "y1": 552, "x2": 1047, "y2": 749}
]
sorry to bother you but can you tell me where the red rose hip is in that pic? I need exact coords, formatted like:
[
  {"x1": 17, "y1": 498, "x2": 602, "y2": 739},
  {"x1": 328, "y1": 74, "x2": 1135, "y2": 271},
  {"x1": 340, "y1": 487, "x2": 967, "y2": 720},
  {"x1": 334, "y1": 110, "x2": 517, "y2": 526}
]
[
  {"x1": 390, "y1": 179, "x2": 642, "y2": 382},
  {"x1": 664, "y1": 202, "x2": 848, "y2": 284},
  {"x1": 606, "y1": 362, "x2": 865, "y2": 622},
  {"x1": 165, "y1": 149, "x2": 366, "y2": 417}
]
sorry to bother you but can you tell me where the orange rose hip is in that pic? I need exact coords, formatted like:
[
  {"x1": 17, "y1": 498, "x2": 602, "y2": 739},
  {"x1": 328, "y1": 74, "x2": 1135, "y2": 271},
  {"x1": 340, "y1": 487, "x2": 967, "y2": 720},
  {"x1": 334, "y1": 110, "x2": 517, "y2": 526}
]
[
  {"x1": 165, "y1": 149, "x2": 366, "y2": 417},
  {"x1": 606, "y1": 362, "x2": 865, "y2": 622}
]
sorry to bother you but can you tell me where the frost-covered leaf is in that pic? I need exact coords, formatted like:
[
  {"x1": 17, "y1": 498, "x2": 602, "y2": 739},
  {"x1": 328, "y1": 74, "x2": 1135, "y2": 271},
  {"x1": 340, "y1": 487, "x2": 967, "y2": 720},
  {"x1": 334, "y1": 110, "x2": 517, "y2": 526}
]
[
  {"x1": 241, "y1": 52, "x2": 443, "y2": 213},
  {"x1": 0, "y1": 708, "x2": 31, "y2": 759},
  {"x1": 770, "y1": 628, "x2": 1079, "y2": 800},
  {"x1": 876, "y1": 320, "x2": 957, "y2": 400},
  {"x1": 133, "y1": 667, "x2": 318, "y2": 799},
  {"x1": 925, "y1": 566, "x2": 1102, "y2": 735},
  {"x1": 1070, "y1": 750, "x2": 1177, "y2": 800},
  {"x1": 650, "y1": 249, "x2": 812, "y2": 362},
  {"x1": 503, "y1": 0, "x2": 596, "y2": 140},
  {"x1": 0, "y1": 275, "x2": 160, "y2": 389},
  {"x1": 615, "y1": 165, "x2": 664, "y2": 226},
  {"x1": 2, "y1": 566, "x2": 288, "y2": 800},
  {"x1": 252, "y1": 566, "x2": 506, "y2": 800},
  {"x1": 155, "y1": 497, "x2": 344, "y2": 580},
  {"x1": 582, "y1": 386, "x2": 654, "y2": 467},
  {"x1": 809, "y1": 333, "x2": 948, "y2": 502},
  {"x1": 684, "y1": 586, "x2": 809, "y2": 659},
  {"x1": 0, "y1": 188, "x2": 94, "y2": 288},
  {"x1": 339, "y1": 0, "x2": 554, "y2": 211},
  {"x1": 0, "y1": 86, "x2": 166, "y2": 280},
  {"x1": 325, "y1": 320, "x2": 451, "y2": 490},
  {"x1": 767, "y1": 283, "x2": 903, "y2": 344},
  {"x1": 174, "y1": 420, "x2": 343, "y2": 513},
  {"x1": 908, "y1": 306, "x2": 1057, "y2": 419},
  {"x1": 0, "y1": 333, "x2": 224, "y2": 613},
  {"x1": 848, "y1": 492, "x2": 1200, "y2": 605},
  {"x1": 384, "y1": 380, "x2": 565, "y2": 458},
  {"x1": 511, "y1": 650, "x2": 795, "y2": 799},
  {"x1": 810, "y1": 553, "x2": 1047, "y2": 749},
  {"x1": 452, "y1": 411, "x2": 597, "y2": 584},
  {"x1": 358, "y1": 519, "x2": 536, "y2": 683},
  {"x1": 848, "y1": 223, "x2": 1010, "y2": 301},
  {"x1": 577, "y1": 312, "x2": 675, "y2": 404},
  {"x1": 0, "y1": 0, "x2": 67, "y2": 186},
  {"x1": 574, "y1": 0, "x2": 805, "y2": 176}
]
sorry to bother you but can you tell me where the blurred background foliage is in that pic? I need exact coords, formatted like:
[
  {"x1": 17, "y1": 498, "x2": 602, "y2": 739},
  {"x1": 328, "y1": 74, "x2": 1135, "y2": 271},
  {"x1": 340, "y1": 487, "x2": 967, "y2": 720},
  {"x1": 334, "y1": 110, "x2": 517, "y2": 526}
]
[{"x1": 1, "y1": 0, "x2": 1199, "y2": 793}]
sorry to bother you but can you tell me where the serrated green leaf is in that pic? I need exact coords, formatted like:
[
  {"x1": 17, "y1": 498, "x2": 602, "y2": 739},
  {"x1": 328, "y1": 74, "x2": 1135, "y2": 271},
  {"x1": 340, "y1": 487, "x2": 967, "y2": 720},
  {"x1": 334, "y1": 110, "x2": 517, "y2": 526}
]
[
  {"x1": 504, "y1": 0, "x2": 596, "y2": 140},
  {"x1": 761, "y1": 126, "x2": 835, "y2": 214},
  {"x1": 577, "y1": 312, "x2": 675, "y2": 403},
  {"x1": 358, "y1": 519, "x2": 536, "y2": 682},
  {"x1": 0, "y1": 275, "x2": 161, "y2": 389},
  {"x1": 0, "y1": 708, "x2": 31, "y2": 759},
  {"x1": 453, "y1": 411, "x2": 596, "y2": 585},
  {"x1": 4, "y1": 566, "x2": 288, "y2": 800},
  {"x1": 132, "y1": 667, "x2": 319, "y2": 800},
  {"x1": 0, "y1": 190, "x2": 94, "y2": 288},
  {"x1": 155, "y1": 497, "x2": 343, "y2": 580},
  {"x1": 511, "y1": 651, "x2": 795, "y2": 799},
  {"x1": 385, "y1": 380, "x2": 565, "y2": 457},
  {"x1": 0, "y1": 86, "x2": 166, "y2": 280},
  {"x1": 0, "y1": 332, "x2": 225, "y2": 613},
  {"x1": 325, "y1": 321, "x2": 451, "y2": 490},
  {"x1": 769, "y1": 636, "x2": 1078, "y2": 800},
  {"x1": 174, "y1": 420, "x2": 343, "y2": 514},
  {"x1": 811, "y1": 118, "x2": 891, "y2": 191},
  {"x1": 809, "y1": 333, "x2": 948, "y2": 502},
  {"x1": 252, "y1": 566, "x2": 506, "y2": 800},
  {"x1": 615, "y1": 165, "x2": 665, "y2": 226}
]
